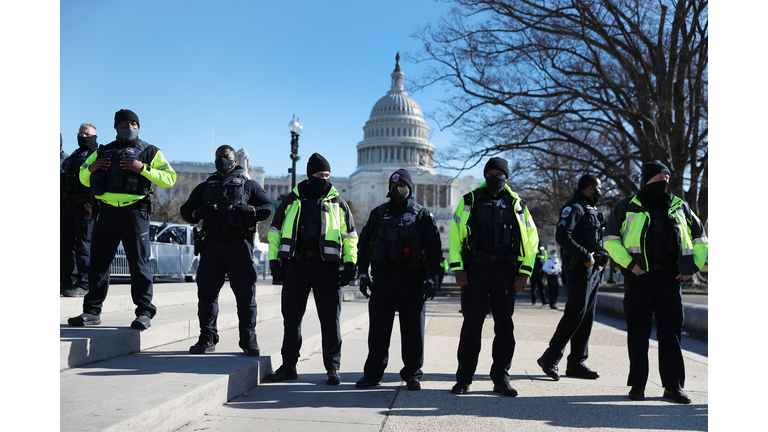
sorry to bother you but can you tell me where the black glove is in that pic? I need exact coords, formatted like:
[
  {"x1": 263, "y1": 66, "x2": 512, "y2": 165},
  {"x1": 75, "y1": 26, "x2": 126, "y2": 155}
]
[
  {"x1": 270, "y1": 260, "x2": 284, "y2": 283},
  {"x1": 193, "y1": 203, "x2": 218, "y2": 220},
  {"x1": 423, "y1": 276, "x2": 437, "y2": 301},
  {"x1": 230, "y1": 204, "x2": 256, "y2": 219},
  {"x1": 358, "y1": 273, "x2": 371, "y2": 299},
  {"x1": 338, "y1": 262, "x2": 355, "y2": 287}
]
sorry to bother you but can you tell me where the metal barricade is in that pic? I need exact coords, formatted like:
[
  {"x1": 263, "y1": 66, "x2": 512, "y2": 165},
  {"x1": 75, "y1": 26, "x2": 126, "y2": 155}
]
[{"x1": 110, "y1": 241, "x2": 197, "y2": 281}]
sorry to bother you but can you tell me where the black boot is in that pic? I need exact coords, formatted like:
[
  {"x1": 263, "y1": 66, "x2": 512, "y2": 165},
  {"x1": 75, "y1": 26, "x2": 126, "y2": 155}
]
[
  {"x1": 189, "y1": 333, "x2": 217, "y2": 354},
  {"x1": 242, "y1": 336, "x2": 260, "y2": 356}
]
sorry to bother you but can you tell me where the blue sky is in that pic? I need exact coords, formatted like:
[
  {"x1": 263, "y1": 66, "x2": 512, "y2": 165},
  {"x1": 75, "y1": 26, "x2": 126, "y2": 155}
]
[{"x1": 58, "y1": 0, "x2": 487, "y2": 179}]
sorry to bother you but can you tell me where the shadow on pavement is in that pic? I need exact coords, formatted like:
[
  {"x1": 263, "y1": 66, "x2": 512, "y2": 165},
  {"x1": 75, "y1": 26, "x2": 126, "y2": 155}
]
[{"x1": 220, "y1": 372, "x2": 707, "y2": 431}]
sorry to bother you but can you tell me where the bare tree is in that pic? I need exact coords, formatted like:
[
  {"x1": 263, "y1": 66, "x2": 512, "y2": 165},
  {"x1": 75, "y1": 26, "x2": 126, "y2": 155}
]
[
  {"x1": 152, "y1": 172, "x2": 200, "y2": 224},
  {"x1": 412, "y1": 0, "x2": 708, "y2": 221}
]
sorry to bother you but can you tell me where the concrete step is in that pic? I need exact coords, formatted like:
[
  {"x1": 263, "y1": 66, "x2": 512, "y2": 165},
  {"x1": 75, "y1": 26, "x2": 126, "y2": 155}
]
[
  {"x1": 59, "y1": 297, "x2": 371, "y2": 432},
  {"x1": 60, "y1": 290, "x2": 287, "y2": 371},
  {"x1": 60, "y1": 280, "x2": 282, "y2": 318}
]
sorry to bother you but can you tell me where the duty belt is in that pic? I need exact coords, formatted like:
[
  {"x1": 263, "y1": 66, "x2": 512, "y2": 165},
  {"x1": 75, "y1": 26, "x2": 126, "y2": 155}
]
[
  {"x1": 206, "y1": 232, "x2": 251, "y2": 242},
  {"x1": 294, "y1": 248, "x2": 322, "y2": 262},
  {"x1": 647, "y1": 262, "x2": 678, "y2": 273},
  {"x1": 467, "y1": 250, "x2": 516, "y2": 265},
  {"x1": 372, "y1": 260, "x2": 423, "y2": 273},
  {"x1": 99, "y1": 198, "x2": 150, "y2": 212}
]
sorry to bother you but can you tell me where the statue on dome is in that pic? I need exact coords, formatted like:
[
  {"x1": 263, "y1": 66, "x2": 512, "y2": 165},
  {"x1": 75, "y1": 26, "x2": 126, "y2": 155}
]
[{"x1": 237, "y1": 148, "x2": 251, "y2": 178}]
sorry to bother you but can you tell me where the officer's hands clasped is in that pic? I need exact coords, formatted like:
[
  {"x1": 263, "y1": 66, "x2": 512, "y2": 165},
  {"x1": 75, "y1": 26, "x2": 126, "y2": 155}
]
[
  {"x1": 423, "y1": 277, "x2": 437, "y2": 301},
  {"x1": 338, "y1": 262, "x2": 355, "y2": 287},
  {"x1": 358, "y1": 274, "x2": 371, "y2": 299},
  {"x1": 270, "y1": 260, "x2": 284, "y2": 283},
  {"x1": 230, "y1": 204, "x2": 256, "y2": 218},
  {"x1": 88, "y1": 157, "x2": 111, "y2": 172},
  {"x1": 194, "y1": 203, "x2": 218, "y2": 220}
]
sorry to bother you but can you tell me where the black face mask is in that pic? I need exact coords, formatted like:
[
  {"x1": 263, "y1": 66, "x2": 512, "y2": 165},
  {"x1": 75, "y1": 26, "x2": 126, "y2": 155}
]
[
  {"x1": 390, "y1": 185, "x2": 409, "y2": 201},
  {"x1": 77, "y1": 135, "x2": 98, "y2": 150},
  {"x1": 308, "y1": 176, "x2": 330, "y2": 195},
  {"x1": 215, "y1": 158, "x2": 236, "y2": 176},
  {"x1": 643, "y1": 181, "x2": 669, "y2": 207},
  {"x1": 591, "y1": 188, "x2": 602, "y2": 205},
  {"x1": 486, "y1": 175, "x2": 506, "y2": 193}
]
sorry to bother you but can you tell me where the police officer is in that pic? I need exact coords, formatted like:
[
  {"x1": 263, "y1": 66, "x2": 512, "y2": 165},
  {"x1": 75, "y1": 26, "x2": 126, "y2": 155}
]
[
  {"x1": 449, "y1": 157, "x2": 539, "y2": 397},
  {"x1": 537, "y1": 174, "x2": 606, "y2": 381},
  {"x1": 542, "y1": 250, "x2": 562, "y2": 309},
  {"x1": 60, "y1": 123, "x2": 99, "y2": 297},
  {"x1": 266, "y1": 153, "x2": 358, "y2": 385},
  {"x1": 354, "y1": 169, "x2": 442, "y2": 391},
  {"x1": 604, "y1": 161, "x2": 708, "y2": 404},
  {"x1": 530, "y1": 246, "x2": 547, "y2": 305},
  {"x1": 67, "y1": 109, "x2": 177, "y2": 330},
  {"x1": 180, "y1": 145, "x2": 275, "y2": 356}
]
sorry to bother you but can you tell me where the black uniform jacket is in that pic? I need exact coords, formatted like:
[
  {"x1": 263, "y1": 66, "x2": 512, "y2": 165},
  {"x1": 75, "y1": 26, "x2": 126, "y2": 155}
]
[
  {"x1": 555, "y1": 190, "x2": 604, "y2": 265},
  {"x1": 180, "y1": 167, "x2": 275, "y2": 234},
  {"x1": 357, "y1": 197, "x2": 443, "y2": 278}
]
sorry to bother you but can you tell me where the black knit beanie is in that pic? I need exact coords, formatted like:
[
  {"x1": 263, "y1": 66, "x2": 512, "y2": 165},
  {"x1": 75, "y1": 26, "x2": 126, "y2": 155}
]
[
  {"x1": 114, "y1": 109, "x2": 140, "y2": 128},
  {"x1": 306, "y1": 153, "x2": 331, "y2": 176},
  {"x1": 641, "y1": 160, "x2": 670, "y2": 185},
  {"x1": 388, "y1": 168, "x2": 414, "y2": 193},
  {"x1": 484, "y1": 157, "x2": 509, "y2": 178}
]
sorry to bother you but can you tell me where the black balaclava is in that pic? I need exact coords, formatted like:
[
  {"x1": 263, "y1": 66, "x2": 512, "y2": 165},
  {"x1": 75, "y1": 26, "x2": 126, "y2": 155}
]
[
  {"x1": 484, "y1": 157, "x2": 509, "y2": 193},
  {"x1": 306, "y1": 153, "x2": 331, "y2": 195},
  {"x1": 641, "y1": 160, "x2": 671, "y2": 207}
]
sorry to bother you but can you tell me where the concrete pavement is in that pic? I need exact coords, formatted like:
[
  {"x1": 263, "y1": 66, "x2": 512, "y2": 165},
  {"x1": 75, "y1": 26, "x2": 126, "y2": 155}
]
[{"x1": 176, "y1": 294, "x2": 708, "y2": 432}]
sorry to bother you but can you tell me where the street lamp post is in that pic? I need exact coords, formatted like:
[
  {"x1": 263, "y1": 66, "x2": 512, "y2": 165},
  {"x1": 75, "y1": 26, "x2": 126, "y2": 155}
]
[{"x1": 288, "y1": 115, "x2": 303, "y2": 189}]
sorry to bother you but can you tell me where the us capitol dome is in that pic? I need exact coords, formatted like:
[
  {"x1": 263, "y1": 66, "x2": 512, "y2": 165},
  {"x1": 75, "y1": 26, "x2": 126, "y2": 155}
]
[
  {"x1": 353, "y1": 52, "x2": 436, "y2": 174},
  {"x1": 347, "y1": 53, "x2": 478, "y2": 245}
]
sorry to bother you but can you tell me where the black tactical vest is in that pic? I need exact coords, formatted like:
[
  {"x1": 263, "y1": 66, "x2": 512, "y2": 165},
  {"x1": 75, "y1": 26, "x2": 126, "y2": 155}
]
[
  {"x1": 89, "y1": 141, "x2": 153, "y2": 196},
  {"x1": 201, "y1": 171, "x2": 251, "y2": 232},
  {"x1": 565, "y1": 198, "x2": 604, "y2": 253},
  {"x1": 62, "y1": 147, "x2": 96, "y2": 203},
  {"x1": 646, "y1": 206, "x2": 678, "y2": 264},
  {"x1": 467, "y1": 191, "x2": 518, "y2": 254},
  {"x1": 296, "y1": 194, "x2": 324, "y2": 251},
  {"x1": 369, "y1": 201, "x2": 424, "y2": 271}
]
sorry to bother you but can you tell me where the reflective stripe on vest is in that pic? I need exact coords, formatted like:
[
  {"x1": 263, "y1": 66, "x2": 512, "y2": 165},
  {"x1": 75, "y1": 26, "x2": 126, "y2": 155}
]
[
  {"x1": 620, "y1": 195, "x2": 696, "y2": 274},
  {"x1": 277, "y1": 192, "x2": 346, "y2": 262}
]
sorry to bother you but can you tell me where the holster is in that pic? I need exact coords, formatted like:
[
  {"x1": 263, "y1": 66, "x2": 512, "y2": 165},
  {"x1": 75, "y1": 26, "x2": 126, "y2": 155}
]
[
  {"x1": 193, "y1": 227, "x2": 204, "y2": 256},
  {"x1": 593, "y1": 250, "x2": 609, "y2": 267}
]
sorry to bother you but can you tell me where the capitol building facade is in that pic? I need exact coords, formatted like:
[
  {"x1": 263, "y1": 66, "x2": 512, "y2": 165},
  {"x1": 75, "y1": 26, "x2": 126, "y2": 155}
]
[{"x1": 169, "y1": 55, "x2": 478, "y2": 248}]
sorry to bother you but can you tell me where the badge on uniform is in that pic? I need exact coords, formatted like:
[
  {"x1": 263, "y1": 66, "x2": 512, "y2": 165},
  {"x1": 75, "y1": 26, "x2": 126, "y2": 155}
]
[
  {"x1": 561, "y1": 207, "x2": 572, "y2": 218},
  {"x1": 403, "y1": 212, "x2": 414, "y2": 223}
]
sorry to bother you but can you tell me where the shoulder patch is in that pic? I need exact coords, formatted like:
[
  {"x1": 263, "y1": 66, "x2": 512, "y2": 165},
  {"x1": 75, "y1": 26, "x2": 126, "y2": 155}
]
[{"x1": 561, "y1": 207, "x2": 572, "y2": 218}]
